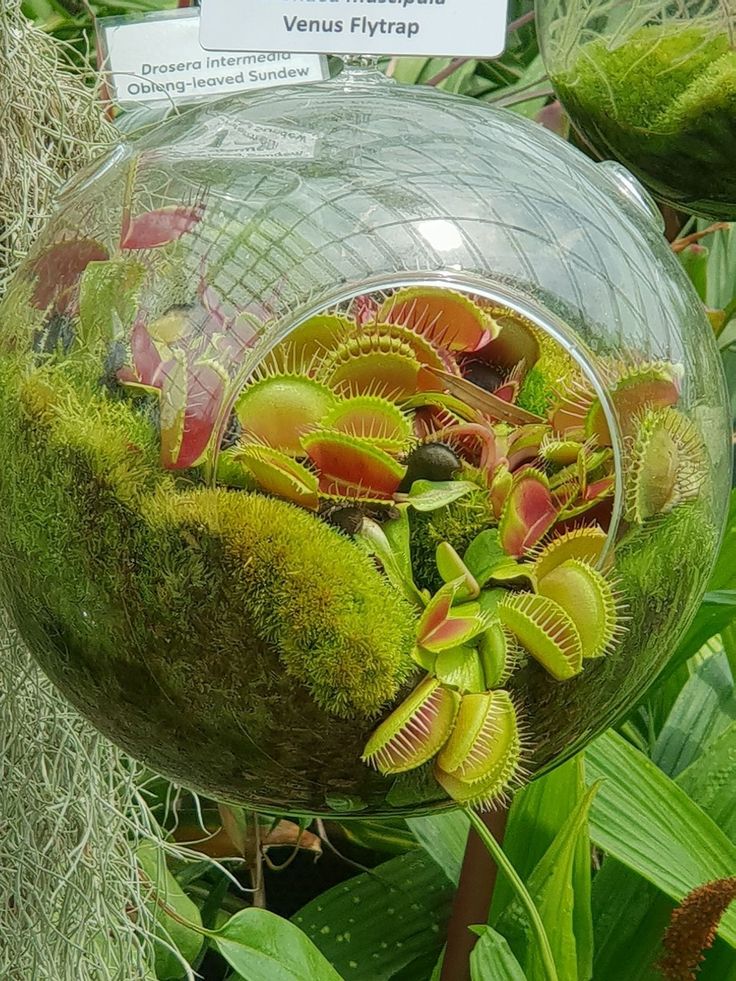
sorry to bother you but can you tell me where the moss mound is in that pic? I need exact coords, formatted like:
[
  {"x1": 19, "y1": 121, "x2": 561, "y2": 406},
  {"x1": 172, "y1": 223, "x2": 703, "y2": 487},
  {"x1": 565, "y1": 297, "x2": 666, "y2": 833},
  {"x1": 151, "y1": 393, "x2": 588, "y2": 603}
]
[
  {"x1": 552, "y1": 24, "x2": 736, "y2": 218},
  {"x1": 410, "y1": 482, "x2": 495, "y2": 593},
  {"x1": 0, "y1": 355, "x2": 417, "y2": 813}
]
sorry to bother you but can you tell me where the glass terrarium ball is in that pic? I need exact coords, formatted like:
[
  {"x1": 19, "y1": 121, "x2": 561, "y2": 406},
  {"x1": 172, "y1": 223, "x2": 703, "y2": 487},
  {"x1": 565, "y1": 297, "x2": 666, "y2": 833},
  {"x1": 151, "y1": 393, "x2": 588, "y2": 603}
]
[
  {"x1": 538, "y1": 0, "x2": 736, "y2": 220},
  {"x1": 0, "y1": 68, "x2": 730, "y2": 817}
]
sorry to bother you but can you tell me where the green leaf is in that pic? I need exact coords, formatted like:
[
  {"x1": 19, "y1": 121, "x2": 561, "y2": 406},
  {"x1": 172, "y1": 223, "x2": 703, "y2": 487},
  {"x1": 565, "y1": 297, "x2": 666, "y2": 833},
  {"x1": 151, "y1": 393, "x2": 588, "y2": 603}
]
[
  {"x1": 214, "y1": 908, "x2": 342, "y2": 981},
  {"x1": 591, "y1": 859, "x2": 672, "y2": 981},
  {"x1": 469, "y1": 927, "x2": 527, "y2": 981},
  {"x1": 677, "y1": 719, "x2": 736, "y2": 842},
  {"x1": 496, "y1": 783, "x2": 598, "y2": 981},
  {"x1": 429, "y1": 949, "x2": 445, "y2": 981},
  {"x1": 359, "y1": 518, "x2": 425, "y2": 608},
  {"x1": 389, "y1": 57, "x2": 435, "y2": 85},
  {"x1": 679, "y1": 243, "x2": 709, "y2": 302},
  {"x1": 586, "y1": 731, "x2": 736, "y2": 945},
  {"x1": 136, "y1": 841, "x2": 204, "y2": 980},
  {"x1": 405, "y1": 479, "x2": 477, "y2": 512},
  {"x1": 464, "y1": 529, "x2": 533, "y2": 589},
  {"x1": 652, "y1": 650, "x2": 735, "y2": 777},
  {"x1": 293, "y1": 851, "x2": 453, "y2": 980},
  {"x1": 407, "y1": 811, "x2": 467, "y2": 885},
  {"x1": 78, "y1": 256, "x2": 146, "y2": 344},
  {"x1": 491, "y1": 754, "x2": 594, "y2": 981},
  {"x1": 383, "y1": 507, "x2": 416, "y2": 595},
  {"x1": 592, "y1": 691, "x2": 736, "y2": 980},
  {"x1": 463, "y1": 529, "x2": 507, "y2": 585}
]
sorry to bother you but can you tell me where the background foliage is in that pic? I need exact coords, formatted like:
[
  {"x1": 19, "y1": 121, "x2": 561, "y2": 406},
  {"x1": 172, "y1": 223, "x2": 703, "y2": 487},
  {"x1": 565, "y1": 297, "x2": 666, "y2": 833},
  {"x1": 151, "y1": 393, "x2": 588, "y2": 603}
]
[{"x1": 6, "y1": 2, "x2": 736, "y2": 978}]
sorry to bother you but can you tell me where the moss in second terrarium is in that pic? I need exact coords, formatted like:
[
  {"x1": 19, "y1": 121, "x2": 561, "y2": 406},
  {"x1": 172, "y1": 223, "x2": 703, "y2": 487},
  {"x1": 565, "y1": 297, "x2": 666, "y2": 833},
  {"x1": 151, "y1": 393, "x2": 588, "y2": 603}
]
[{"x1": 552, "y1": 23, "x2": 736, "y2": 218}]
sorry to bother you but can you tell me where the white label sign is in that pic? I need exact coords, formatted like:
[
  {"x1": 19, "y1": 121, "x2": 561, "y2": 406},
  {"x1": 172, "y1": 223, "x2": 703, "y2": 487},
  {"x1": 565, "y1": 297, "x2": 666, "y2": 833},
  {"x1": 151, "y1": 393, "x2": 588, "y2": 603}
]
[
  {"x1": 199, "y1": 0, "x2": 509, "y2": 58},
  {"x1": 98, "y1": 9, "x2": 328, "y2": 107}
]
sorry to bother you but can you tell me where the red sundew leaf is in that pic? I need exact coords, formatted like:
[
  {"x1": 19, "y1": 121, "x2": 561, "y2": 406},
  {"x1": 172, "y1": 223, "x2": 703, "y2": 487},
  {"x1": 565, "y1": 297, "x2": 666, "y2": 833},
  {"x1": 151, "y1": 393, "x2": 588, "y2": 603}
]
[
  {"x1": 499, "y1": 471, "x2": 558, "y2": 558},
  {"x1": 302, "y1": 431, "x2": 405, "y2": 499},
  {"x1": 30, "y1": 239, "x2": 109, "y2": 309},
  {"x1": 120, "y1": 201, "x2": 205, "y2": 250},
  {"x1": 159, "y1": 357, "x2": 227, "y2": 470}
]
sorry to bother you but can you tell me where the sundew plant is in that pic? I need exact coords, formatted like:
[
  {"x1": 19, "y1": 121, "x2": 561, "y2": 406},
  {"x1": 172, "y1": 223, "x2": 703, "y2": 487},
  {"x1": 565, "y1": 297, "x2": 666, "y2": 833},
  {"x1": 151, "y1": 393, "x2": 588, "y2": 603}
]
[{"x1": 2, "y1": 4, "x2": 736, "y2": 981}]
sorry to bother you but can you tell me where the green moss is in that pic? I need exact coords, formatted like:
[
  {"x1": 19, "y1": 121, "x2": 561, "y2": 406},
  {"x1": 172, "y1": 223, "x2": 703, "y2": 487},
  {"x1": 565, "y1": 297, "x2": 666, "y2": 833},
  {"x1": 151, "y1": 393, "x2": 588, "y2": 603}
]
[
  {"x1": 410, "y1": 478, "x2": 495, "y2": 593},
  {"x1": 0, "y1": 354, "x2": 418, "y2": 812},
  {"x1": 517, "y1": 327, "x2": 578, "y2": 416},
  {"x1": 552, "y1": 24, "x2": 736, "y2": 217},
  {"x1": 144, "y1": 490, "x2": 416, "y2": 718}
]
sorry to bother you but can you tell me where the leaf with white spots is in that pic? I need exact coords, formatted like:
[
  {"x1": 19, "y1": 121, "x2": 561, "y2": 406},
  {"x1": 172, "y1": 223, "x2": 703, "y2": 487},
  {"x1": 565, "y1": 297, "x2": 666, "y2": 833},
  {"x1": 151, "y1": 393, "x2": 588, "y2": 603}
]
[
  {"x1": 214, "y1": 908, "x2": 343, "y2": 981},
  {"x1": 292, "y1": 851, "x2": 453, "y2": 980}
]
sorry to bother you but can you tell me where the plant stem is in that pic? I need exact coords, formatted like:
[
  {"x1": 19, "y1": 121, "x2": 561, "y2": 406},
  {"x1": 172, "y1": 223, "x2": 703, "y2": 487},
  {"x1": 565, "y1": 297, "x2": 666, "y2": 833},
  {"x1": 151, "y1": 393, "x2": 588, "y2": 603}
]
[
  {"x1": 465, "y1": 807, "x2": 559, "y2": 981},
  {"x1": 441, "y1": 806, "x2": 508, "y2": 981}
]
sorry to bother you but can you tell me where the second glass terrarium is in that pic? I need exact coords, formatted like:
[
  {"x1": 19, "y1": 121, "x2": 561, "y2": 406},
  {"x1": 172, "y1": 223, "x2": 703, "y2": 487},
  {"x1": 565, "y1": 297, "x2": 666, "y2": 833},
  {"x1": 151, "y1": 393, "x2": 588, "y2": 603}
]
[
  {"x1": 0, "y1": 67, "x2": 729, "y2": 816},
  {"x1": 538, "y1": 0, "x2": 736, "y2": 220}
]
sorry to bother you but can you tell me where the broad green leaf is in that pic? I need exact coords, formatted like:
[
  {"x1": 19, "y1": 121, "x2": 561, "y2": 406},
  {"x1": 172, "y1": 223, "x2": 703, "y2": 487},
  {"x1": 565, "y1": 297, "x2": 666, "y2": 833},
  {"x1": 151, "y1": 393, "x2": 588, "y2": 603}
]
[
  {"x1": 293, "y1": 851, "x2": 453, "y2": 981},
  {"x1": 429, "y1": 949, "x2": 445, "y2": 981},
  {"x1": 214, "y1": 908, "x2": 342, "y2": 981},
  {"x1": 405, "y1": 479, "x2": 477, "y2": 512},
  {"x1": 383, "y1": 507, "x2": 416, "y2": 597},
  {"x1": 391, "y1": 949, "x2": 447, "y2": 981},
  {"x1": 677, "y1": 720, "x2": 736, "y2": 842},
  {"x1": 331, "y1": 818, "x2": 418, "y2": 857},
  {"x1": 591, "y1": 860, "x2": 672, "y2": 981},
  {"x1": 586, "y1": 731, "x2": 736, "y2": 945},
  {"x1": 463, "y1": 529, "x2": 507, "y2": 586},
  {"x1": 723, "y1": 624, "x2": 736, "y2": 693},
  {"x1": 497, "y1": 783, "x2": 598, "y2": 981},
  {"x1": 136, "y1": 841, "x2": 204, "y2": 980},
  {"x1": 491, "y1": 753, "x2": 594, "y2": 981},
  {"x1": 390, "y1": 57, "x2": 436, "y2": 85},
  {"x1": 408, "y1": 811, "x2": 467, "y2": 884},
  {"x1": 699, "y1": 937, "x2": 736, "y2": 980},
  {"x1": 359, "y1": 518, "x2": 425, "y2": 607},
  {"x1": 593, "y1": 704, "x2": 736, "y2": 979},
  {"x1": 469, "y1": 927, "x2": 526, "y2": 981},
  {"x1": 652, "y1": 650, "x2": 735, "y2": 777}
]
